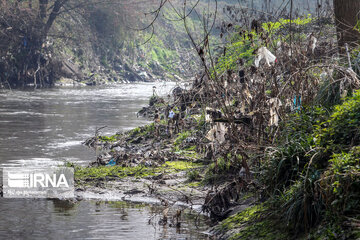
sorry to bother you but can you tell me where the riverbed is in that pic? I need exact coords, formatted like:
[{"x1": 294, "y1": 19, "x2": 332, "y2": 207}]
[{"x1": 0, "y1": 83, "x2": 210, "y2": 239}]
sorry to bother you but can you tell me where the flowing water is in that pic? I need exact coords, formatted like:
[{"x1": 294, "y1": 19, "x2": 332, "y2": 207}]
[{"x1": 0, "y1": 83, "x2": 210, "y2": 239}]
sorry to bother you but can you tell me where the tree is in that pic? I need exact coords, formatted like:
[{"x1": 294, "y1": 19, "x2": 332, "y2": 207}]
[
  {"x1": 0, "y1": 0, "x2": 80, "y2": 87},
  {"x1": 333, "y1": 0, "x2": 360, "y2": 53},
  {"x1": 0, "y1": 0, "x2": 119, "y2": 88}
]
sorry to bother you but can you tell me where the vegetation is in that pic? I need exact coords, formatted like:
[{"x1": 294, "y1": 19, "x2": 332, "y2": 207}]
[
  {"x1": 4, "y1": 0, "x2": 360, "y2": 239},
  {"x1": 75, "y1": 160, "x2": 202, "y2": 182}
]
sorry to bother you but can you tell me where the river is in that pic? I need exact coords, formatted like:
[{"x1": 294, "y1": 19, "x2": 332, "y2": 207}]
[{"x1": 0, "y1": 83, "x2": 210, "y2": 239}]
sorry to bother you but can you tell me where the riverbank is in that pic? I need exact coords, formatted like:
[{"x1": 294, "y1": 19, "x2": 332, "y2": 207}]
[
  {"x1": 73, "y1": 92, "x2": 265, "y2": 238},
  {"x1": 75, "y1": 82, "x2": 360, "y2": 239}
]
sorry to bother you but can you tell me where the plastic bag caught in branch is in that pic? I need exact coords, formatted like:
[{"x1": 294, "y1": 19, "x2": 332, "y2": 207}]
[{"x1": 254, "y1": 47, "x2": 276, "y2": 68}]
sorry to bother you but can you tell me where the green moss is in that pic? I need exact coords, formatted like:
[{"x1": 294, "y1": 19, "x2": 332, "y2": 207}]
[
  {"x1": 75, "y1": 165, "x2": 157, "y2": 180},
  {"x1": 173, "y1": 147, "x2": 201, "y2": 160},
  {"x1": 229, "y1": 219, "x2": 288, "y2": 240},
  {"x1": 219, "y1": 204, "x2": 289, "y2": 240},
  {"x1": 220, "y1": 204, "x2": 264, "y2": 231},
  {"x1": 164, "y1": 161, "x2": 202, "y2": 171},
  {"x1": 74, "y1": 160, "x2": 202, "y2": 182},
  {"x1": 186, "y1": 181, "x2": 202, "y2": 187},
  {"x1": 98, "y1": 134, "x2": 120, "y2": 142}
]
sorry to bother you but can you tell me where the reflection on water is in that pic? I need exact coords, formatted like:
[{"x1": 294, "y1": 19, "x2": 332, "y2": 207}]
[
  {"x1": 0, "y1": 199, "x2": 210, "y2": 239},
  {"x1": 0, "y1": 83, "x2": 211, "y2": 239}
]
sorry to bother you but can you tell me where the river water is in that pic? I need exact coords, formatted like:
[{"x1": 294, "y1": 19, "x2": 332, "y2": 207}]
[{"x1": 0, "y1": 83, "x2": 210, "y2": 239}]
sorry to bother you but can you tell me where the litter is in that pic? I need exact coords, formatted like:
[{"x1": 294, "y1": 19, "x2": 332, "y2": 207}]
[
  {"x1": 269, "y1": 97, "x2": 282, "y2": 126},
  {"x1": 255, "y1": 47, "x2": 276, "y2": 67},
  {"x1": 106, "y1": 158, "x2": 116, "y2": 166}
]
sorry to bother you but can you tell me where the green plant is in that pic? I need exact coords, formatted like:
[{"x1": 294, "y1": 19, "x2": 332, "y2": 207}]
[
  {"x1": 98, "y1": 134, "x2": 119, "y2": 142},
  {"x1": 315, "y1": 90, "x2": 360, "y2": 152},
  {"x1": 262, "y1": 107, "x2": 328, "y2": 194},
  {"x1": 186, "y1": 170, "x2": 201, "y2": 182},
  {"x1": 173, "y1": 131, "x2": 192, "y2": 146},
  {"x1": 279, "y1": 173, "x2": 323, "y2": 232},
  {"x1": 204, "y1": 157, "x2": 231, "y2": 184},
  {"x1": 320, "y1": 147, "x2": 360, "y2": 216}
]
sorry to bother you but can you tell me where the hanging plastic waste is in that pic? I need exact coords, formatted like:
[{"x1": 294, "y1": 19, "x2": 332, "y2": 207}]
[
  {"x1": 308, "y1": 35, "x2": 317, "y2": 54},
  {"x1": 269, "y1": 97, "x2": 282, "y2": 126},
  {"x1": 292, "y1": 96, "x2": 302, "y2": 112},
  {"x1": 254, "y1": 47, "x2": 276, "y2": 68}
]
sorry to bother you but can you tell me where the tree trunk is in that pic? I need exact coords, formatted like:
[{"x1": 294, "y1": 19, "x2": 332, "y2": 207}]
[
  {"x1": 39, "y1": 0, "x2": 48, "y2": 20},
  {"x1": 333, "y1": 0, "x2": 360, "y2": 53},
  {"x1": 44, "y1": 0, "x2": 68, "y2": 37}
]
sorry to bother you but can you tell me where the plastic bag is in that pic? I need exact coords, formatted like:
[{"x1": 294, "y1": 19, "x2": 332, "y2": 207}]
[{"x1": 255, "y1": 47, "x2": 276, "y2": 67}]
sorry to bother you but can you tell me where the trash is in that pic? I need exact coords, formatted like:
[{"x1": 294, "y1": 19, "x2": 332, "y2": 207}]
[
  {"x1": 269, "y1": 98, "x2": 282, "y2": 126},
  {"x1": 106, "y1": 158, "x2": 116, "y2": 166},
  {"x1": 308, "y1": 34, "x2": 317, "y2": 54},
  {"x1": 205, "y1": 108, "x2": 222, "y2": 122},
  {"x1": 168, "y1": 110, "x2": 175, "y2": 119},
  {"x1": 255, "y1": 47, "x2": 276, "y2": 67},
  {"x1": 206, "y1": 123, "x2": 226, "y2": 144},
  {"x1": 292, "y1": 96, "x2": 302, "y2": 112}
]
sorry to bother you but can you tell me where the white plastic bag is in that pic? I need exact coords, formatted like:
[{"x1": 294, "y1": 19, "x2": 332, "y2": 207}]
[{"x1": 255, "y1": 47, "x2": 276, "y2": 68}]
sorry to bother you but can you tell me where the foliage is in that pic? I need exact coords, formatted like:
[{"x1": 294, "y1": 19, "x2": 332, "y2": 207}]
[
  {"x1": 320, "y1": 147, "x2": 360, "y2": 216},
  {"x1": 262, "y1": 15, "x2": 313, "y2": 33},
  {"x1": 315, "y1": 90, "x2": 360, "y2": 152},
  {"x1": 279, "y1": 176, "x2": 323, "y2": 232},
  {"x1": 261, "y1": 92, "x2": 360, "y2": 234},
  {"x1": 173, "y1": 131, "x2": 192, "y2": 146},
  {"x1": 214, "y1": 15, "x2": 313, "y2": 74}
]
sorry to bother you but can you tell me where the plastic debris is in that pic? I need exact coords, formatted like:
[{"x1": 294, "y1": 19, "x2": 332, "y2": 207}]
[
  {"x1": 206, "y1": 123, "x2": 227, "y2": 144},
  {"x1": 255, "y1": 47, "x2": 276, "y2": 67},
  {"x1": 106, "y1": 158, "x2": 116, "y2": 166},
  {"x1": 292, "y1": 96, "x2": 302, "y2": 112},
  {"x1": 168, "y1": 110, "x2": 175, "y2": 119},
  {"x1": 308, "y1": 34, "x2": 317, "y2": 54},
  {"x1": 269, "y1": 98, "x2": 282, "y2": 126}
]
